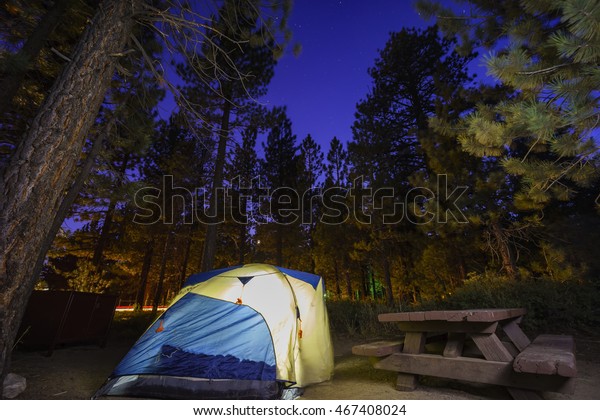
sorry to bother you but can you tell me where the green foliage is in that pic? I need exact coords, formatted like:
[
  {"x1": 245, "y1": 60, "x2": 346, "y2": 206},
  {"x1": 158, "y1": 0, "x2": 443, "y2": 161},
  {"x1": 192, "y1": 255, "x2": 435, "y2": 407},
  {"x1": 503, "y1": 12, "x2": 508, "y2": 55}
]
[
  {"x1": 110, "y1": 311, "x2": 157, "y2": 341},
  {"x1": 326, "y1": 300, "x2": 400, "y2": 338},
  {"x1": 64, "y1": 259, "x2": 111, "y2": 294},
  {"x1": 434, "y1": 272, "x2": 600, "y2": 334},
  {"x1": 419, "y1": 0, "x2": 600, "y2": 209}
]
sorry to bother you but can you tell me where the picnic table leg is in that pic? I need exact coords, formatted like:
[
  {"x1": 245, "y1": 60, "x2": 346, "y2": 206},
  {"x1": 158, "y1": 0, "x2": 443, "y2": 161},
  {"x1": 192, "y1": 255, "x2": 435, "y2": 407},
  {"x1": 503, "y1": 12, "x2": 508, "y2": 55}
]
[
  {"x1": 471, "y1": 332, "x2": 541, "y2": 399},
  {"x1": 395, "y1": 332, "x2": 426, "y2": 391},
  {"x1": 501, "y1": 318, "x2": 531, "y2": 352},
  {"x1": 443, "y1": 333, "x2": 466, "y2": 358}
]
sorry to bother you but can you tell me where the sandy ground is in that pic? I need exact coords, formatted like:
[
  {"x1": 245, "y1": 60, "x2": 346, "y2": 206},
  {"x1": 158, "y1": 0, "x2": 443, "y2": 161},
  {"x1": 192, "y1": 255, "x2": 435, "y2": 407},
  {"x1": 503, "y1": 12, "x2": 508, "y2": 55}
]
[{"x1": 7, "y1": 334, "x2": 600, "y2": 400}]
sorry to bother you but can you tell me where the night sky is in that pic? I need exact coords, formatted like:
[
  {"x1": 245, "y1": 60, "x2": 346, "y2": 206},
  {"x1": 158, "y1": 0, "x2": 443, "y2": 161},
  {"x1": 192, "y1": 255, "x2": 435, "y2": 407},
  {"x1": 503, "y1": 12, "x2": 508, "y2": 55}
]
[{"x1": 262, "y1": 0, "x2": 484, "y2": 151}]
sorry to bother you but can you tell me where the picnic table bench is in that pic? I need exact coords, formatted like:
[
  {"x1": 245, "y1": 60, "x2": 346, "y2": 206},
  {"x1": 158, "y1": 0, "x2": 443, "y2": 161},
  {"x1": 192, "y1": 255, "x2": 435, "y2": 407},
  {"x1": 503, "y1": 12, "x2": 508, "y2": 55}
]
[{"x1": 352, "y1": 308, "x2": 576, "y2": 399}]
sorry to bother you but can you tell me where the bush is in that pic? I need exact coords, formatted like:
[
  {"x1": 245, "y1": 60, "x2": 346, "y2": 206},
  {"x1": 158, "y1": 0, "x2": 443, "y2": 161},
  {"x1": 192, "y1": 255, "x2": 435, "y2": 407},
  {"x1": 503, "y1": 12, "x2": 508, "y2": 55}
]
[
  {"x1": 110, "y1": 311, "x2": 157, "y2": 340},
  {"x1": 326, "y1": 300, "x2": 401, "y2": 338},
  {"x1": 432, "y1": 272, "x2": 600, "y2": 334}
]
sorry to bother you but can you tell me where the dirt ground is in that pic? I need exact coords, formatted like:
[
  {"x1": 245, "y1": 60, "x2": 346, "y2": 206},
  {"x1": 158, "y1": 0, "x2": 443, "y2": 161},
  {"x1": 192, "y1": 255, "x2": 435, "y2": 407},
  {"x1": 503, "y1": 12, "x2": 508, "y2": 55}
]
[{"x1": 7, "y1": 333, "x2": 600, "y2": 400}]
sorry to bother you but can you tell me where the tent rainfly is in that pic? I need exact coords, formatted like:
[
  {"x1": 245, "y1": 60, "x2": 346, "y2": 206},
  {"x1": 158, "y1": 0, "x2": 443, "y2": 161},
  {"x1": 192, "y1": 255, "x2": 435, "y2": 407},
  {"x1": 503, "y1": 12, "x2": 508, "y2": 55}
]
[{"x1": 94, "y1": 264, "x2": 334, "y2": 399}]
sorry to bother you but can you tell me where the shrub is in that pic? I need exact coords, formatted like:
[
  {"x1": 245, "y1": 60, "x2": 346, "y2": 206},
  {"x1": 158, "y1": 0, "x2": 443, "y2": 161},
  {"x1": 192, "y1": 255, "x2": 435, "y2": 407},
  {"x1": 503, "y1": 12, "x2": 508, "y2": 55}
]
[
  {"x1": 326, "y1": 300, "x2": 401, "y2": 338},
  {"x1": 431, "y1": 272, "x2": 600, "y2": 334},
  {"x1": 110, "y1": 311, "x2": 157, "y2": 340}
]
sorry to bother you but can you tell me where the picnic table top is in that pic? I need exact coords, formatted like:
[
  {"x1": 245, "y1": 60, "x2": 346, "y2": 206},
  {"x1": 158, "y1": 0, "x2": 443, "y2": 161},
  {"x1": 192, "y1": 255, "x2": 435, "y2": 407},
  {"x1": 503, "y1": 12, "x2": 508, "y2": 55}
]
[{"x1": 378, "y1": 308, "x2": 527, "y2": 323}]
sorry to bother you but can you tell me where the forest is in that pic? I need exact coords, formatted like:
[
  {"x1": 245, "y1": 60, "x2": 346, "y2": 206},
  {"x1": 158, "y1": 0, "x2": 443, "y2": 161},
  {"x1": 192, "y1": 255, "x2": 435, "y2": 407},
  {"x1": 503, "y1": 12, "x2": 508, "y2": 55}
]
[{"x1": 1, "y1": 0, "x2": 599, "y2": 381}]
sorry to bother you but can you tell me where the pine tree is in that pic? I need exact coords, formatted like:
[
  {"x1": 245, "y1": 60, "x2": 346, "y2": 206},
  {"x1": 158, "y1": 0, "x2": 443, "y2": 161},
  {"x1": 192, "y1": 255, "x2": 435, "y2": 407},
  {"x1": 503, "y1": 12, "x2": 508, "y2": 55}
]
[
  {"x1": 350, "y1": 26, "x2": 473, "y2": 189},
  {"x1": 348, "y1": 26, "x2": 473, "y2": 304},
  {"x1": 296, "y1": 134, "x2": 324, "y2": 269},
  {"x1": 417, "y1": 0, "x2": 600, "y2": 208},
  {"x1": 258, "y1": 107, "x2": 300, "y2": 267},
  {"x1": 0, "y1": 0, "x2": 141, "y2": 384},
  {"x1": 221, "y1": 123, "x2": 261, "y2": 265},
  {"x1": 313, "y1": 136, "x2": 358, "y2": 299},
  {"x1": 0, "y1": 0, "x2": 295, "y2": 383},
  {"x1": 0, "y1": 0, "x2": 95, "y2": 163},
  {"x1": 176, "y1": 0, "x2": 289, "y2": 271}
]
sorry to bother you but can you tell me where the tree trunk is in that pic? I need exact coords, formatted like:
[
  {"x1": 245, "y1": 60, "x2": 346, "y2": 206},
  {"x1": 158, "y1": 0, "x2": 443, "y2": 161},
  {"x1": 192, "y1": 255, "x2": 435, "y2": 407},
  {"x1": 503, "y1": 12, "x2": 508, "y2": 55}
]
[
  {"x1": 343, "y1": 255, "x2": 353, "y2": 300},
  {"x1": 361, "y1": 266, "x2": 369, "y2": 300},
  {"x1": 0, "y1": 0, "x2": 138, "y2": 385},
  {"x1": 369, "y1": 267, "x2": 376, "y2": 300},
  {"x1": 237, "y1": 195, "x2": 248, "y2": 265},
  {"x1": 0, "y1": 0, "x2": 71, "y2": 118},
  {"x1": 276, "y1": 223, "x2": 283, "y2": 266},
  {"x1": 491, "y1": 221, "x2": 519, "y2": 280},
  {"x1": 30, "y1": 117, "x2": 114, "y2": 307},
  {"x1": 333, "y1": 257, "x2": 342, "y2": 297},
  {"x1": 152, "y1": 231, "x2": 174, "y2": 316},
  {"x1": 134, "y1": 239, "x2": 154, "y2": 312},
  {"x1": 92, "y1": 153, "x2": 129, "y2": 276},
  {"x1": 383, "y1": 257, "x2": 394, "y2": 306},
  {"x1": 179, "y1": 230, "x2": 193, "y2": 288},
  {"x1": 201, "y1": 95, "x2": 232, "y2": 272}
]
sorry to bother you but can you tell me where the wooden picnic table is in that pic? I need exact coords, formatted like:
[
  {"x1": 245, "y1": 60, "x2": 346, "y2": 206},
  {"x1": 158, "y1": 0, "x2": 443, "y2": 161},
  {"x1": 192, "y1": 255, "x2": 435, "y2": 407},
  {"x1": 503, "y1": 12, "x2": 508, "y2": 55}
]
[{"x1": 371, "y1": 308, "x2": 576, "y2": 399}]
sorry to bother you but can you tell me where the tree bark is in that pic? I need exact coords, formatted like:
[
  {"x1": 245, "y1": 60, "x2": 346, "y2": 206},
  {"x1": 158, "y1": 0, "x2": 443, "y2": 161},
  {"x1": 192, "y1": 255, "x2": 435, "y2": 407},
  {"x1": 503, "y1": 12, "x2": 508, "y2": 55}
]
[
  {"x1": 333, "y1": 257, "x2": 342, "y2": 297},
  {"x1": 0, "y1": 0, "x2": 138, "y2": 385},
  {"x1": 201, "y1": 95, "x2": 232, "y2": 272},
  {"x1": 383, "y1": 256, "x2": 394, "y2": 306},
  {"x1": 490, "y1": 221, "x2": 519, "y2": 280},
  {"x1": 92, "y1": 154, "x2": 130, "y2": 276},
  {"x1": 361, "y1": 265, "x2": 369, "y2": 300},
  {"x1": 179, "y1": 229, "x2": 193, "y2": 288},
  {"x1": 369, "y1": 267, "x2": 376, "y2": 300},
  {"x1": 0, "y1": 0, "x2": 72, "y2": 118},
  {"x1": 276, "y1": 223, "x2": 283, "y2": 266},
  {"x1": 238, "y1": 196, "x2": 247, "y2": 265},
  {"x1": 152, "y1": 231, "x2": 174, "y2": 316},
  {"x1": 134, "y1": 239, "x2": 154, "y2": 312},
  {"x1": 343, "y1": 255, "x2": 353, "y2": 300},
  {"x1": 30, "y1": 117, "x2": 114, "y2": 305}
]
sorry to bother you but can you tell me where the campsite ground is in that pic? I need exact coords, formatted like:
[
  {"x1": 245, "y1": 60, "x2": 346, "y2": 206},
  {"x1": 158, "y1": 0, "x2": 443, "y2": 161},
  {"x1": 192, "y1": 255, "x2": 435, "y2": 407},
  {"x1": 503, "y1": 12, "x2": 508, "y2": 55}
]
[{"x1": 8, "y1": 332, "x2": 600, "y2": 400}]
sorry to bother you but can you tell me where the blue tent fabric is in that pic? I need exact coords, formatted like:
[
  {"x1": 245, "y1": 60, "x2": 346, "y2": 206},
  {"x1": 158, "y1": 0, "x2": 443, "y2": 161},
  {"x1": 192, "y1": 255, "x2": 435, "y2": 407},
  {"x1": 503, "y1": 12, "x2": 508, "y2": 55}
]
[
  {"x1": 112, "y1": 294, "x2": 276, "y2": 381},
  {"x1": 276, "y1": 266, "x2": 320, "y2": 289},
  {"x1": 94, "y1": 264, "x2": 334, "y2": 400},
  {"x1": 157, "y1": 345, "x2": 276, "y2": 380}
]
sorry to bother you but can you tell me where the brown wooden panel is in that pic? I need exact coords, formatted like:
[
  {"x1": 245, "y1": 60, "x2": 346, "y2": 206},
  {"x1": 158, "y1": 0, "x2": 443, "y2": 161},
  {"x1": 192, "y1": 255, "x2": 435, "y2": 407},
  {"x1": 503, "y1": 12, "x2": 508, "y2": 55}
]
[
  {"x1": 352, "y1": 341, "x2": 403, "y2": 357},
  {"x1": 471, "y1": 333, "x2": 514, "y2": 362},
  {"x1": 502, "y1": 318, "x2": 531, "y2": 352},
  {"x1": 443, "y1": 333, "x2": 465, "y2": 358},
  {"x1": 408, "y1": 311, "x2": 425, "y2": 321},
  {"x1": 424, "y1": 310, "x2": 451, "y2": 321},
  {"x1": 375, "y1": 353, "x2": 575, "y2": 394},
  {"x1": 403, "y1": 332, "x2": 426, "y2": 354},
  {"x1": 396, "y1": 321, "x2": 498, "y2": 334},
  {"x1": 513, "y1": 335, "x2": 576, "y2": 377},
  {"x1": 17, "y1": 291, "x2": 117, "y2": 355},
  {"x1": 464, "y1": 309, "x2": 502, "y2": 322},
  {"x1": 395, "y1": 373, "x2": 418, "y2": 391},
  {"x1": 445, "y1": 310, "x2": 469, "y2": 322},
  {"x1": 380, "y1": 308, "x2": 527, "y2": 323},
  {"x1": 507, "y1": 388, "x2": 542, "y2": 399},
  {"x1": 395, "y1": 332, "x2": 427, "y2": 391},
  {"x1": 379, "y1": 312, "x2": 411, "y2": 322},
  {"x1": 502, "y1": 341, "x2": 519, "y2": 358}
]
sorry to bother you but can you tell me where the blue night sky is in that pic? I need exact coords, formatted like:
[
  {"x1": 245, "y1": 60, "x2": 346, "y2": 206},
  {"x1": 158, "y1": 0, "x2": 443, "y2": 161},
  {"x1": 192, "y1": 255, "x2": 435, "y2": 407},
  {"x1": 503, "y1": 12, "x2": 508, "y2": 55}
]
[{"x1": 261, "y1": 0, "x2": 488, "y2": 152}]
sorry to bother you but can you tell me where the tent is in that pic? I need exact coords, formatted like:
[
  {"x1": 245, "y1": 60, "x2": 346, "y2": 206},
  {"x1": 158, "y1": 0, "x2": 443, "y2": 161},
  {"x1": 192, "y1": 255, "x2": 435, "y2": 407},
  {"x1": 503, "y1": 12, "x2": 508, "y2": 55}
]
[{"x1": 94, "y1": 263, "x2": 334, "y2": 399}]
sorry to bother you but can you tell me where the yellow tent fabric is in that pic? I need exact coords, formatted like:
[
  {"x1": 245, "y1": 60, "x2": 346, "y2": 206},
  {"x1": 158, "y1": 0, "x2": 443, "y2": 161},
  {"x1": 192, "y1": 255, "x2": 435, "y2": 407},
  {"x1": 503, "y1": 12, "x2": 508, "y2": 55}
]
[
  {"x1": 176, "y1": 263, "x2": 334, "y2": 387},
  {"x1": 94, "y1": 263, "x2": 334, "y2": 399}
]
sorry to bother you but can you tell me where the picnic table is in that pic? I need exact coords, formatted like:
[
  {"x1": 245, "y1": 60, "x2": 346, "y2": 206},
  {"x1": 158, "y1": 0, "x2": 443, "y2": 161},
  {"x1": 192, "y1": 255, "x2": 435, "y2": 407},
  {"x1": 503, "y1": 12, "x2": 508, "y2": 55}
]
[{"x1": 353, "y1": 308, "x2": 576, "y2": 399}]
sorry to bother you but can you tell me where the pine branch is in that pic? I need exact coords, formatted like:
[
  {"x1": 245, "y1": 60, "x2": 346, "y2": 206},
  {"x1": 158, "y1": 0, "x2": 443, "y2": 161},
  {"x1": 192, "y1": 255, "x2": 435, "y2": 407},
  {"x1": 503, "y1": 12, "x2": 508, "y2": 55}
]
[{"x1": 515, "y1": 63, "x2": 570, "y2": 76}]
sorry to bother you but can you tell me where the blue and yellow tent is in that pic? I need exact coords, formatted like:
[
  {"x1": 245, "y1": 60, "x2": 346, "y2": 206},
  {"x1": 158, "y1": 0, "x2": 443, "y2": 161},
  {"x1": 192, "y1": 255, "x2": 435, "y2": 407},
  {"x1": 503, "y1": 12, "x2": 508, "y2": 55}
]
[{"x1": 94, "y1": 264, "x2": 334, "y2": 399}]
